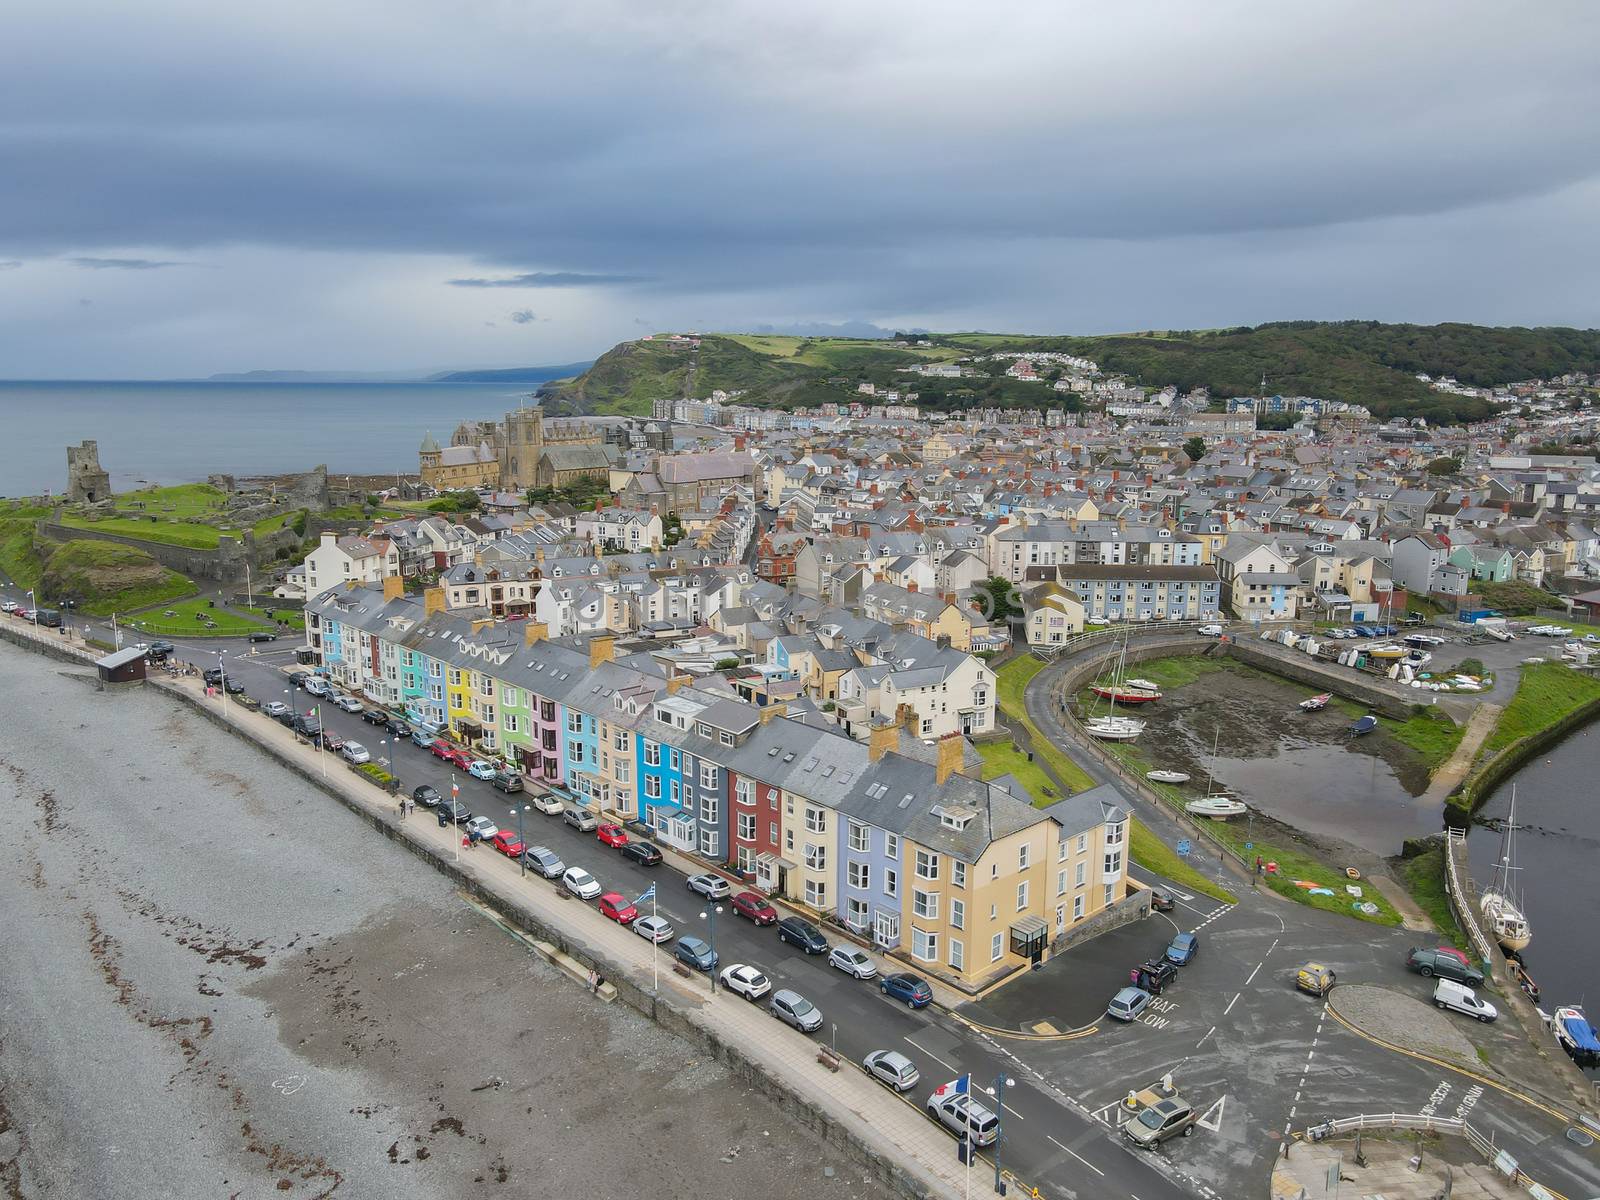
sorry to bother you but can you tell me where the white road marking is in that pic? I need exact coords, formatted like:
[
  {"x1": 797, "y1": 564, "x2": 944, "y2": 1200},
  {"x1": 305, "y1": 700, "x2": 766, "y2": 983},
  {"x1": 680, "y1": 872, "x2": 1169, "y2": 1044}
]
[
  {"x1": 1196, "y1": 1025, "x2": 1216, "y2": 1048},
  {"x1": 1047, "y1": 1135, "x2": 1105, "y2": 1176},
  {"x1": 1244, "y1": 962, "x2": 1262, "y2": 986},
  {"x1": 905, "y1": 1037, "x2": 958, "y2": 1074},
  {"x1": 1223, "y1": 991, "x2": 1241, "y2": 1015}
]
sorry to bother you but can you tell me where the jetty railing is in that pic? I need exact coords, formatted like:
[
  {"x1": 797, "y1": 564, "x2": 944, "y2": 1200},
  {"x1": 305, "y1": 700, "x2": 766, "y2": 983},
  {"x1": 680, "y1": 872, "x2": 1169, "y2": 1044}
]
[{"x1": 1443, "y1": 827, "x2": 1499, "y2": 976}]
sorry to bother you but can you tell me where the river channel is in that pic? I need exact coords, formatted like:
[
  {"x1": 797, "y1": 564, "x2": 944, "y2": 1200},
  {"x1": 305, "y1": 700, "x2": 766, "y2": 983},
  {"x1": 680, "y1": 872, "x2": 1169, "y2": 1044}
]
[
  {"x1": 1122, "y1": 663, "x2": 1436, "y2": 857},
  {"x1": 1468, "y1": 718, "x2": 1600, "y2": 1019}
]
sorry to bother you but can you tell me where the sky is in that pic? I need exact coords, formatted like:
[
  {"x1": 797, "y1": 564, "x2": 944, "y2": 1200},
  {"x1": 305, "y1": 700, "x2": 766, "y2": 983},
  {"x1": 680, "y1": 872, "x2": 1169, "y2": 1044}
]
[{"x1": 2, "y1": 0, "x2": 1598, "y2": 378}]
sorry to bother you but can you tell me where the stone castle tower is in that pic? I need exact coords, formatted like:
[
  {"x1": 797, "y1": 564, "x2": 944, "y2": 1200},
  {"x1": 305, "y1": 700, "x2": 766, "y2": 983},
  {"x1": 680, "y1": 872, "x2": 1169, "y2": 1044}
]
[
  {"x1": 499, "y1": 407, "x2": 547, "y2": 491},
  {"x1": 66, "y1": 440, "x2": 111, "y2": 503}
]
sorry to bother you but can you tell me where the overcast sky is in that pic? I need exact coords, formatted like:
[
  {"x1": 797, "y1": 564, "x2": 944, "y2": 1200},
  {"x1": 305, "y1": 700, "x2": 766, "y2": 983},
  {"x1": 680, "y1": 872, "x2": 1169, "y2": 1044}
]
[{"x1": 3, "y1": 1, "x2": 1598, "y2": 378}]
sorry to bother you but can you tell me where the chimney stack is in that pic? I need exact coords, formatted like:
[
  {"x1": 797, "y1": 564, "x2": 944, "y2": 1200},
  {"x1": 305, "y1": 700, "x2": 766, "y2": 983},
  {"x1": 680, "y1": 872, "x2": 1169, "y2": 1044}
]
[
  {"x1": 665, "y1": 673, "x2": 687, "y2": 695},
  {"x1": 423, "y1": 586, "x2": 445, "y2": 616},
  {"x1": 589, "y1": 634, "x2": 616, "y2": 669},
  {"x1": 523, "y1": 619, "x2": 548, "y2": 646},
  {"x1": 868, "y1": 721, "x2": 898, "y2": 763},
  {"x1": 935, "y1": 732, "x2": 965, "y2": 785}
]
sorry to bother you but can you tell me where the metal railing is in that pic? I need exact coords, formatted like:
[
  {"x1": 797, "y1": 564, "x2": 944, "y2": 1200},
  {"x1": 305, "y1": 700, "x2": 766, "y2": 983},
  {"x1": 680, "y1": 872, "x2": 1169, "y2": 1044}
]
[
  {"x1": 1443, "y1": 828, "x2": 1499, "y2": 973},
  {"x1": 1300, "y1": 1112, "x2": 1555, "y2": 1197}
]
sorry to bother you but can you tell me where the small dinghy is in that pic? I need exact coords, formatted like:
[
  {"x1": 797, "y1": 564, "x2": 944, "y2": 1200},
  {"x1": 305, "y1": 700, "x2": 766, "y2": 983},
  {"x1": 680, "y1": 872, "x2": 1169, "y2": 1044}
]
[
  {"x1": 1299, "y1": 693, "x2": 1331, "y2": 712},
  {"x1": 1146, "y1": 770, "x2": 1191, "y2": 785}
]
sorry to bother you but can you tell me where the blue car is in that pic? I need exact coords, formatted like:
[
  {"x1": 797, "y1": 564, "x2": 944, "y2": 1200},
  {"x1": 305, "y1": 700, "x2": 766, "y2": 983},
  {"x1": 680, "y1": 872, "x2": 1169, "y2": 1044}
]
[
  {"x1": 675, "y1": 935, "x2": 719, "y2": 973},
  {"x1": 410, "y1": 728, "x2": 436, "y2": 749},
  {"x1": 1165, "y1": 932, "x2": 1199, "y2": 965},
  {"x1": 879, "y1": 972, "x2": 934, "y2": 1008}
]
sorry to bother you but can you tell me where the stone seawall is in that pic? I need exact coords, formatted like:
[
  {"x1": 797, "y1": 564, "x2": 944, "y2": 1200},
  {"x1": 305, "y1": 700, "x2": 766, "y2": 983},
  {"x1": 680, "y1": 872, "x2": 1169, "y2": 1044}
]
[{"x1": 1451, "y1": 695, "x2": 1600, "y2": 821}]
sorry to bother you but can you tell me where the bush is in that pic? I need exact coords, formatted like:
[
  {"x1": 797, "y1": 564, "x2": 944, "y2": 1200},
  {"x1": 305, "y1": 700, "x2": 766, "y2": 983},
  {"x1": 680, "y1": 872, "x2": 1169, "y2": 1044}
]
[
  {"x1": 357, "y1": 761, "x2": 395, "y2": 787},
  {"x1": 714, "y1": 657, "x2": 742, "y2": 670},
  {"x1": 1457, "y1": 657, "x2": 1485, "y2": 677}
]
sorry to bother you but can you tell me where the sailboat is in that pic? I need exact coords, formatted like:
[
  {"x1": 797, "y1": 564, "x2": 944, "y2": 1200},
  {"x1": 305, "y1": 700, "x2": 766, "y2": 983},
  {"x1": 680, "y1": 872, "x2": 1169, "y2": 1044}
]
[
  {"x1": 1185, "y1": 730, "x2": 1246, "y2": 818},
  {"x1": 1085, "y1": 636, "x2": 1146, "y2": 741},
  {"x1": 1089, "y1": 657, "x2": 1162, "y2": 704},
  {"x1": 1480, "y1": 788, "x2": 1532, "y2": 953}
]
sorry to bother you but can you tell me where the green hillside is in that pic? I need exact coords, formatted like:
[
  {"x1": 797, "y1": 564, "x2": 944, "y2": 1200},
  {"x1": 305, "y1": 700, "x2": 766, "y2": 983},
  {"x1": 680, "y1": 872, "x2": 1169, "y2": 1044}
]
[{"x1": 545, "y1": 322, "x2": 1600, "y2": 421}]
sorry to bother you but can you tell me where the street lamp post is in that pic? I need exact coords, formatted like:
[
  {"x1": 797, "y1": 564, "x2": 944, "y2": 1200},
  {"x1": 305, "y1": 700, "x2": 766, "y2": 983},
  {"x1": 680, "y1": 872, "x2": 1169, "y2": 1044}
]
[
  {"x1": 216, "y1": 650, "x2": 229, "y2": 716},
  {"x1": 985, "y1": 1073, "x2": 1015, "y2": 1195},
  {"x1": 699, "y1": 904, "x2": 723, "y2": 995},
  {"x1": 25, "y1": 590, "x2": 37, "y2": 628},
  {"x1": 509, "y1": 802, "x2": 530, "y2": 876}
]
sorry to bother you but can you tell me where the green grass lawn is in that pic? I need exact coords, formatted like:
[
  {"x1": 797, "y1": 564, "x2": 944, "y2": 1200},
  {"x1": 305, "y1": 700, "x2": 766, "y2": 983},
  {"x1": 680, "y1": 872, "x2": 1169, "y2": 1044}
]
[
  {"x1": 1401, "y1": 845, "x2": 1469, "y2": 944},
  {"x1": 240, "y1": 604, "x2": 305, "y2": 630},
  {"x1": 123, "y1": 596, "x2": 273, "y2": 637},
  {"x1": 1380, "y1": 708, "x2": 1465, "y2": 773},
  {"x1": 1129, "y1": 820, "x2": 1237, "y2": 904},
  {"x1": 995, "y1": 656, "x2": 1097, "y2": 792},
  {"x1": 0, "y1": 505, "x2": 48, "y2": 589},
  {"x1": 976, "y1": 740, "x2": 1065, "y2": 804},
  {"x1": 78, "y1": 571, "x2": 196, "y2": 617},
  {"x1": 1482, "y1": 661, "x2": 1600, "y2": 756},
  {"x1": 112, "y1": 483, "x2": 228, "y2": 518},
  {"x1": 57, "y1": 512, "x2": 224, "y2": 548}
]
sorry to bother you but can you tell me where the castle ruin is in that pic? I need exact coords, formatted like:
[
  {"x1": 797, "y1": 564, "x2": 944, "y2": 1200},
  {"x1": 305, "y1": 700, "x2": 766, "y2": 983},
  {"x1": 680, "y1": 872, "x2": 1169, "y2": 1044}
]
[{"x1": 66, "y1": 440, "x2": 111, "y2": 503}]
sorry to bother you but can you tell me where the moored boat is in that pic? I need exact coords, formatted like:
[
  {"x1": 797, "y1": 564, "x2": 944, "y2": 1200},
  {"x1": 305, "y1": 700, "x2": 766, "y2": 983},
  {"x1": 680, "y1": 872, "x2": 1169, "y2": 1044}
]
[
  {"x1": 1299, "y1": 693, "x2": 1331, "y2": 711},
  {"x1": 1146, "y1": 769, "x2": 1190, "y2": 784},
  {"x1": 1185, "y1": 796, "x2": 1246, "y2": 818},
  {"x1": 1086, "y1": 715, "x2": 1145, "y2": 741},
  {"x1": 1124, "y1": 678, "x2": 1161, "y2": 693},
  {"x1": 1480, "y1": 788, "x2": 1532, "y2": 953},
  {"x1": 1367, "y1": 644, "x2": 1406, "y2": 660},
  {"x1": 1090, "y1": 684, "x2": 1162, "y2": 704},
  {"x1": 1554, "y1": 1006, "x2": 1600, "y2": 1068},
  {"x1": 1349, "y1": 714, "x2": 1378, "y2": 736}
]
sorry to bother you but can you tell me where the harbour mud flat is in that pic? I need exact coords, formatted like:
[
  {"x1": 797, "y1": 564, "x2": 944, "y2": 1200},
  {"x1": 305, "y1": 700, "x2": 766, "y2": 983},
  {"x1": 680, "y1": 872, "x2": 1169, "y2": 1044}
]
[{"x1": 0, "y1": 640, "x2": 872, "y2": 1200}]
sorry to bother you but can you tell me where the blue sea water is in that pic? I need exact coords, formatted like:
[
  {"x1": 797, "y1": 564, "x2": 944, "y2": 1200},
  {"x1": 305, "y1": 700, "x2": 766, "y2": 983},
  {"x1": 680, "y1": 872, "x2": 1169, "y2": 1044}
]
[{"x1": 0, "y1": 380, "x2": 534, "y2": 496}]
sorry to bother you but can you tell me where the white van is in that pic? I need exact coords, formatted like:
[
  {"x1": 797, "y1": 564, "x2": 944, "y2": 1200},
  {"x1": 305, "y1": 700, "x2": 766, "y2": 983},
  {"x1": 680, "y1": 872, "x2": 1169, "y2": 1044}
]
[{"x1": 1434, "y1": 979, "x2": 1497, "y2": 1022}]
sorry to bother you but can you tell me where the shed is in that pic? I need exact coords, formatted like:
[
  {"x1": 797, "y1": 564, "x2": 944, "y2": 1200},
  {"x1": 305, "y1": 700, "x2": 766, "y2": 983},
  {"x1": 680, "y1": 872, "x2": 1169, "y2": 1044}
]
[{"x1": 95, "y1": 645, "x2": 148, "y2": 687}]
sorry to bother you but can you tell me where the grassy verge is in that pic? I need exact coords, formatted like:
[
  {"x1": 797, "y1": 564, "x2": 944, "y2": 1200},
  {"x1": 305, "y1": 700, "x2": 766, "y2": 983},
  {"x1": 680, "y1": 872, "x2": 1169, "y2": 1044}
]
[
  {"x1": 240, "y1": 604, "x2": 305, "y2": 630},
  {"x1": 1381, "y1": 708, "x2": 1465, "y2": 773},
  {"x1": 1400, "y1": 845, "x2": 1468, "y2": 945},
  {"x1": 994, "y1": 656, "x2": 1097, "y2": 792},
  {"x1": 58, "y1": 513, "x2": 223, "y2": 548},
  {"x1": 1129, "y1": 819, "x2": 1236, "y2": 903},
  {"x1": 975, "y1": 739, "x2": 1066, "y2": 804},
  {"x1": 0, "y1": 505, "x2": 48, "y2": 589},
  {"x1": 78, "y1": 571, "x2": 197, "y2": 617},
  {"x1": 1482, "y1": 661, "x2": 1600, "y2": 756},
  {"x1": 123, "y1": 596, "x2": 273, "y2": 636}
]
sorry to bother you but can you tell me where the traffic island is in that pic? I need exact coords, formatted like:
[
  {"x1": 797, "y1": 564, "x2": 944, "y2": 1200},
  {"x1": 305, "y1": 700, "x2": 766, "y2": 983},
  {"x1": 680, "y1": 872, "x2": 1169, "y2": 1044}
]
[{"x1": 1274, "y1": 1131, "x2": 1526, "y2": 1200}]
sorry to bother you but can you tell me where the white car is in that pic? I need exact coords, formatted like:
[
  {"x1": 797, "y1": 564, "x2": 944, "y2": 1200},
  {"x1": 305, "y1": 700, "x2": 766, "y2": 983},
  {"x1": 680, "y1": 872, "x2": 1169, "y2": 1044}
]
[
  {"x1": 828, "y1": 946, "x2": 877, "y2": 980},
  {"x1": 340, "y1": 741, "x2": 371, "y2": 765},
  {"x1": 633, "y1": 915, "x2": 675, "y2": 944},
  {"x1": 464, "y1": 815, "x2": 499, "y2": 840},
  {"x1": 562, "y1": 866, "x2": 601, "y2": 900},
  {"x1": 333, "y1": 695, "x2": 364, "y2": 713},
  {"x1": 304, "y1": 677, "x2": 332, "y2": 698},
  {"x1": 0, "y1": 601, "x2": 17, "y2": 614},
  {"x1": 720, "y1": 963, "x2": 773, "y2": 1001},
  {"x1": 529, "y1": 792, "x2": 565, "y2": 816},
  {"x1": 1196, "y1": 623, "x2": 1223, "y2": 637}
]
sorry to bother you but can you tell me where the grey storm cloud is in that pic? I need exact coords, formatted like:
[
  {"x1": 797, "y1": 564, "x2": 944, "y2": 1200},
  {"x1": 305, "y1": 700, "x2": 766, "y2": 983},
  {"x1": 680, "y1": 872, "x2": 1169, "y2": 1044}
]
[
  {"x1": 0, "y1": 260, "x2": 21, "y2": 270},
  {"x1": 508, "y1": 309, "x2": 537, "y2": 323},
  {"x1": 1, "y1": 0, "x2": 1598, "y2": 376}
]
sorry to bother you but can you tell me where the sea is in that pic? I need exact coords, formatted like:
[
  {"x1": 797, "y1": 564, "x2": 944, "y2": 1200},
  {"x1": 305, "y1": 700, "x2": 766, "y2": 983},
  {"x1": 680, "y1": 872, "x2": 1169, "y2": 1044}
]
[{"x1": 0, "y1": 380, "x2": 539, "y2": 496}]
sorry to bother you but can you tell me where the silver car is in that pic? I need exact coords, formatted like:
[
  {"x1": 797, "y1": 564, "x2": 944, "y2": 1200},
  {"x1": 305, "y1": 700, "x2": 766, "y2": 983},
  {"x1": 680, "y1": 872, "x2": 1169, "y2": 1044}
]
[
  {"x1": 523, "y1": 846, "x2": 564, "y2": 878},
  {"x1": 828, "y1": 946, "x2": 877, "y2": 980},
  {"x1": 464, "y1": 815, "x2": 499, "y2": 840},
  {"x1": 340, "y1": 740, "x2": 371, "y2": 765},
  {"x1": 633, "y1": 915, "x2": 674, "y2": 944},
  {"x1": 768, "y1": 988, "x2": 823, "y2": 1033},
  {"x1": 563, "y1": 806, "x2": 599, "y2": 832},
  {"x1": 863, "y1": 1049, "x2": 920, "y2": 1092},
  {"x1": 927, "y1": 1086, "x2": 999, "y2": 1147}
]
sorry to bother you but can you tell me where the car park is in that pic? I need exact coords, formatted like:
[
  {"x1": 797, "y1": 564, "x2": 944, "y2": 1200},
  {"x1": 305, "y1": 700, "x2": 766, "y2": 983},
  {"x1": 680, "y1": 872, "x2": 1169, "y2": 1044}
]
[
  {"x1": 597, "y1": 892, "x2": 639, "y2": 924},
  {"x1": 719, "y1": 963, "x2": 772, "y2": 1001},
  {"x1": 674, "y1": 936, "x2": 718, "y2": 973},
  {"x1": 1406, "y1": 946, "x2": 1485, "y2": 987},
  {"x1": 562, "y1": 867, "x2": 601, "y2": 900},
  {"x1": 1295, "y1": 962, "x2": 1336, "y2": 997},
  {"x1": 686, "y1": 872, "x2": 731, "y2": 900},
  {"x1": 619, "y1": 841, "x2": 663, "y2": 866},
  {"x1": 879, "y1": 973, "x2": 933, "y2": 1008},
  {"x1": 1434, "y1": 979, "x2": 1498, "y2": 1022},
  {"x1": 730, "y1": 891, "x2": 778, "y2": 925},
  {"x1": 464, "y1": 815, "x2": 499, "y2": 840},
  {"x1": 523, "y1": 846, "x2": 564, "y2": 878},
  {"x1": 768, "y1": 989, "x2": 822, "y2": 1033},
  {"x1": 863, "y1": 1050, "x2": 920, "y2": 1092},
  {"x1": 1123, "y1": 1097, "x2": 1197, "y2": 1148},
  {"x1": 490, "y1": 831, "x2": 525, "y2": 858},
  {"x1": 1107, "y1": 986, "x2": 1153, "y2": 1022},
  {"x1": 340, "y1": 741, "x2": 371, "y2": 765},
  {"x1": 776, "y1": 917, "x2": 828, "y2": 955},
  {"x1": 596, "y1": 823, "x2": 629, "y2": 848},
  {"x1": 563, "y1": 807, "x2": 599, "y2": 832},
  {"x1": 828, "y1": 946, "x2": 877, "y2": 979},
  {"x1": 490, "y1": 770, "x2": 524, "y2": 793},
  {"x1": 529, "y1": 792, "x2": 565, "y2": 816},
  {"x1": 926, "y1": 1084, "x2": 999, "y2": 1146},
  {"x1": 1165, "y1": 932, "x2": 1199, "y2": 965},
  {"x1": 360, "y1": 707, "x2": 390, "y2": 726},
  {"x1": 262, "y1": 701, "x2": 291, "y2": 719},
  {"x1": 248, "y1": 631, "x2": 278, "y2": 643},
  {"x1": 633, "y1": 915, "x2": 674, "y2": 944},
  {"x1": 412, "y1": 785, "x2": 442, "y2": 808},
  {"x1": 333, "y1": 695, "x2": 363, "y2": 713}
]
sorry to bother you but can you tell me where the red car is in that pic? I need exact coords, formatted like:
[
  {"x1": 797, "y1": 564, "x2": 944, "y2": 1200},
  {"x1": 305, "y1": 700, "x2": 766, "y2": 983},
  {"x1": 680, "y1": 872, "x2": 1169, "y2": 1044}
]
[
  {"x1": 490, "y1": 831, "x2": 525, "y2": 859},
  {"x1": 731, "y1": 891, "x2": 778, "y2": 925},
  {"x1": 597, "y1": 892, "x2": 638, "y2": 924},
  {"x1": 429, "y1": 740, "x2": 457, "y2": 762},
  {"x1": 596, "y1": 823, "x2": 630, "y2": 848}
]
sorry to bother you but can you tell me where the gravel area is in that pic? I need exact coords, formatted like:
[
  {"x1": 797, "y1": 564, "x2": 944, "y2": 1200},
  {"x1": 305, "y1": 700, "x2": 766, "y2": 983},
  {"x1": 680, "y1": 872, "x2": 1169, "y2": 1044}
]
[
  {"x1": 1330, "y1": 983, "x2": 1480, "y2": 1067},
  {"x1": 0, "y1": 640, "x2": 875, "y2": 1200}
]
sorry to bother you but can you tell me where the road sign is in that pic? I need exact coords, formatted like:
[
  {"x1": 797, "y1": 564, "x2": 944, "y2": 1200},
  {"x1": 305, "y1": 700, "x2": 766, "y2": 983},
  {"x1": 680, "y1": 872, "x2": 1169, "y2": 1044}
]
[
  {"x1": 1176, "y1": 839, "x2": 1192, "y2": 857},
  {"x1": 1244, "y1": 842, "x2": 1254, "y2": 851}
]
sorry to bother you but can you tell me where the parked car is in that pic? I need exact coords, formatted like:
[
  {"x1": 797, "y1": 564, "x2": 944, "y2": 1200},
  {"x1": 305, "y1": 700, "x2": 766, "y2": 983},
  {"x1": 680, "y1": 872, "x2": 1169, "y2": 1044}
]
[
  {"x1": 828, "y1": 946, "x2": 877, "y2": 980},
  {"x1": 319, "y1": 730, "x2": 345, "y2": 752},
  {"x1": 863, "y1": 1049, "x2": 920, "y2": 1092},
  {"x1": 146, "y1": 640, "x2": 175, "y2": 660},
  {"x1": 619, "y1": 841, "x2": 663, "y2": 867},
  {"x1": 731, "y1": 891, "x2": 778, "y2": 925},
  {"x1": 1165, "y1": 933, "x2": 1199, "y2": 965},
  {"x1": 202, "y1": 666, "x2": 225, "y2": 685},
  {"x1": 304, "y1": 678, "x2": 331, "y2": 698},
  {"x1": 1406, "y1": 947, "x2": 1484, "y2": 987},
  {"x1": 491, "y1": 771, "x2": 524, "y2": 794},
  {"x1": 223, "y1": 676, "x2": 245, "y2": 695},
  {"x1": 1132, "y1": 959, "x2": 1177, "y2": 995},
  {"x1": 879, "y1": 973, "x2": 933, "y2": 1008},
  {"x1": 291, "y1": 714, "x2": 322, "y2": 739},
  {"x1": 1434, "y1": 979, "x2": 1497, "y2": 1022},
  {"x1": 1107, "y1": 986, "x2": 1153, "y2": 1022},
  {"x1": 1196, "y1": 623, "x2": 1224, "y2": 637},
  {"x1": 386, "y1": 717, "x2": 412, "y2": 738},
  {"x1": 768, "y1": 988, "x2": 823, "y2": 1033},
  {"x1": 1295, "y1": 963, "x2": 1336, "y2": 997},
  {"x1": 686, "y1": 872, "x2": 731, "y2": 900},
  {"x1": 633, "y1": 915, "x2": 674, "y2": 944},
  {"x1": 463, "y1": 815, "x2": 499, "y2": 841},
  {"x1": 340, "y1": 741, "x2": 371, "y2": 765},
  {"x1": 595, "y1": 823, "x2": 629, "y2": 848},
  {"x1": 0, "y1": 600, "x2": 17, "y2": 614},
  {"x1": 360, "y1": 707, "x2": 390, "y2": 726},
  {"x1": 530, "y1": 792, "x2": 565, "y2": 816},
  {"x1": 262, "y1": 701, "x2": 291, "y2": 719},
  {"x1": 288, "y1": 671, "x2": 309, "y2": 688},
  {"x1": 412, "y1": 784, "x2": 442, "y2": 808},
  {"x1": 490, "y1": 830, "x2": 525, "y2": 859},
  {"x1": 719, "y1": 963, "x2": 772, "y2": 1001},
  {"x1": 1148, "y1": 887, "x2": 1176, "y2": 913},
  {"x1": 430, "y1": 742, "x2": 466, "y2": 766},
  {"x1": 926, "y1": 1084, "x2": 999, "y2": 1146},
  {"x1": 776, "y1": 916, "x2": 828, "y2": 955},
  {"x1": 674, "y1": 936, "x2": 718, "y2": 973},
  {"x1": 333, "y1": 695, "x2": 363, "y2": 713},
  {"x1": 248, "y1": 631, "x2": 278, "y2": 643},
  {"x1": 466, "y1": 759, "x2": 497, "y2": 781},
  {"x1": 597, "y1": 892, "x2": 639, "y2": 924},
  {"x1": 523, "y1": 846, "x2": 564, "y2": 879},
  {"x1": 562, "y1": 867, "x2": 601, "y2": 900},
  {"x1": 1123, "y1": 1097, "x2": 1197, "y2": 1148},
  {"x1": 563, "y1": 806, "x2": 599, "y2": 832},
  {"x1": 409, "y1": 728, "x2": 435, "y2": 749}
]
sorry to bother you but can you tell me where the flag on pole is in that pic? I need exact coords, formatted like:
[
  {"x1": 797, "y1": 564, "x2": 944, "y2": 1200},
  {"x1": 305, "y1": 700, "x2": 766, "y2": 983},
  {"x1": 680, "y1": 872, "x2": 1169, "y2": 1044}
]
[
  {"x1": 633, "y1": 884, "x2": 656, "y2": 907},
  {"x1": 934, "y1": 1074, "x2": 972, "y2": 1099},
  {"x1": 451, "y1": 780, "x2": 460, "y2": 801}
]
